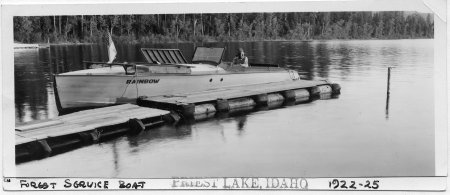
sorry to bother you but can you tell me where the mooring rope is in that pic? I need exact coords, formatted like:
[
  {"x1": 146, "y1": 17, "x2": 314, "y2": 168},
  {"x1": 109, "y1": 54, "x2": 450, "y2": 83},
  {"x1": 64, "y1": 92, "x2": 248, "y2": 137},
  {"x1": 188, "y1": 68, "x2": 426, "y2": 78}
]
[{"x1": 120, "y1": 67, "x2": 139, "y2": 99}]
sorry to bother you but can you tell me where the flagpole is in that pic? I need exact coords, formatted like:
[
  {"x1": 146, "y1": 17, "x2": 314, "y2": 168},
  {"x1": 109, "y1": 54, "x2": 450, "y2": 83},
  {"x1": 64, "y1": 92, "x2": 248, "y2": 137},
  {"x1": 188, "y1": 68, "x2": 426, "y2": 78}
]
[{"x1": 107, "y1": 31, "x2": 110, "y2": 63}]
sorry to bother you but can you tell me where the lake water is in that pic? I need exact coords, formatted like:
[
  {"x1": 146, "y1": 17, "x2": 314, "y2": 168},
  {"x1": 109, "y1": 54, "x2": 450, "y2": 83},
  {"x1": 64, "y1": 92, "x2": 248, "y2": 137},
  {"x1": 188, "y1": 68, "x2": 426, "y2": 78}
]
[{"x1": 15, "y1": 39, "x2": 434, "y2": 177}]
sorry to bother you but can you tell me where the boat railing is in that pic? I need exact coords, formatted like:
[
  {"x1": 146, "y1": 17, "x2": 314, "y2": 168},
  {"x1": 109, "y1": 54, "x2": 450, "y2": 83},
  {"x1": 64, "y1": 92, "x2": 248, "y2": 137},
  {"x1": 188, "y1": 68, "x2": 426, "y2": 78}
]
[
  {"x1": 83, "y1": 61, "x2": 195, "y2": 75},
  {"x1": 249, "y1": 63, "x2": 280, "y2": 68},
  {"x1": 84, "y1": 61, "x2": 196, "y2": 67}
]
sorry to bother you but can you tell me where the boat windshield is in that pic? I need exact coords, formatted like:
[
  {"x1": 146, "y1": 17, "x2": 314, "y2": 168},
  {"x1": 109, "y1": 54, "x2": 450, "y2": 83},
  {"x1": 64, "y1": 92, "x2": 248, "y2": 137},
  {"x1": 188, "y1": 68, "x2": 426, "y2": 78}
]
[{"x1": 191, "y1": 47, "x2": 225, "y2": 65}]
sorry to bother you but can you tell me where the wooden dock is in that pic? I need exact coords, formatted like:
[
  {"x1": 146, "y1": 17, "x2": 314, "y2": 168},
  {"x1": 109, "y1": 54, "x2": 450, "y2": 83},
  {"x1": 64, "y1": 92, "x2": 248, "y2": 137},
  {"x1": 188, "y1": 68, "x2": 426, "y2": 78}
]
[
  {"x1": 16, "y1": 79, "x2": 340, "y2": 163},
  {"x1": 15, "y1": 104, "x2": 170, "y2": 163},
  {"x1": 138, "y1": 80, "x2": 340, "y2": 118}
]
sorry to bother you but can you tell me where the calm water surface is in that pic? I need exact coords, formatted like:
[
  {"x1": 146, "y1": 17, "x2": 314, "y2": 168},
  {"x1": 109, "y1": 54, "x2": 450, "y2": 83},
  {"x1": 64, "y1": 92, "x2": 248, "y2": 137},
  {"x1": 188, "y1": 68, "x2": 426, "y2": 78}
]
[{"x1": 15, "y1": 39, "x2": 434, "y2": 177}]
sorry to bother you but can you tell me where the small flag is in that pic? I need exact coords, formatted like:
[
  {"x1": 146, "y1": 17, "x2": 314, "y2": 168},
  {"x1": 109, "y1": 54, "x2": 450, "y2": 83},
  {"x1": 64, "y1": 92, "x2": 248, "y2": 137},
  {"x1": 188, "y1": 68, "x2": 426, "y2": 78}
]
[{"x1": 107, "y1": 32, "x2": 117, "y2": 63}]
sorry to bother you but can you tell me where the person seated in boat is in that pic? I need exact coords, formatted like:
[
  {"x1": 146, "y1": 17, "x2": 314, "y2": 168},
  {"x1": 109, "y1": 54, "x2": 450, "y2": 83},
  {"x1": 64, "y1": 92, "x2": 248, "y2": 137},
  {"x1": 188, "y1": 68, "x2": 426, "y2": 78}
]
[{"x1": 232, "y1": 48, "x2": 249, "y2": 68}]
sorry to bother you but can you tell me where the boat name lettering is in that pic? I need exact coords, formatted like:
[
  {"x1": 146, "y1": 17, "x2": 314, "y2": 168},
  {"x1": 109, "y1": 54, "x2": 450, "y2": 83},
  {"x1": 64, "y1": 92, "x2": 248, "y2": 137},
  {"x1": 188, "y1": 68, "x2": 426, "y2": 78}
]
[{"x1": 126, "y1": 79, "x2": 160, "y2": 84}]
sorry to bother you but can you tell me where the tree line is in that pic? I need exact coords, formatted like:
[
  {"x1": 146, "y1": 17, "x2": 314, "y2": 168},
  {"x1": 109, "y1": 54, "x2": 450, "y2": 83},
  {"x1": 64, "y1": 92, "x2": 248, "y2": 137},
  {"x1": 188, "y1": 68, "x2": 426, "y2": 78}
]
[{"x1": 14, "y1": 12, "x2": 433, "y2": 44}]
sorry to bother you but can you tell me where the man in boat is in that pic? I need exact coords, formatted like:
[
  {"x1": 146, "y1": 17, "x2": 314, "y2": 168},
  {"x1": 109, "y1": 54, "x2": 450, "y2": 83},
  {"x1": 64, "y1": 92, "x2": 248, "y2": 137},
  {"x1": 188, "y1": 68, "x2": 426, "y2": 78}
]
[{"x1": 232, "y1": 48, "x2": 249, "y2": 68}]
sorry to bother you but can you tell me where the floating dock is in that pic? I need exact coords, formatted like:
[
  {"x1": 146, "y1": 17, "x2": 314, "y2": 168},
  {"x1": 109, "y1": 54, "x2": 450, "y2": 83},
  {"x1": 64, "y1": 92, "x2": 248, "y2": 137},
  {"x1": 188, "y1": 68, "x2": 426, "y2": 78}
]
[
  {"x1": 16, "y1": 80, "x2": 340, "y2": 163},
  {"x1": 15, "y1": 104, "x2": 170, "y2": 163},
  {"x1": 138, "y1": 80, "x2": 340, "y2": 119}
]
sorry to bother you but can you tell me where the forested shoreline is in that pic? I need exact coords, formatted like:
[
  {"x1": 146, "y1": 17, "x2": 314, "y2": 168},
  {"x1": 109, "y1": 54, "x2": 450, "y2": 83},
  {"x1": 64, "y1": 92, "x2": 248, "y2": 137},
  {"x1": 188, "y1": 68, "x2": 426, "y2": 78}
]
[{"x1": 14, "y1": 12, "x2": 433, "y2": 44}]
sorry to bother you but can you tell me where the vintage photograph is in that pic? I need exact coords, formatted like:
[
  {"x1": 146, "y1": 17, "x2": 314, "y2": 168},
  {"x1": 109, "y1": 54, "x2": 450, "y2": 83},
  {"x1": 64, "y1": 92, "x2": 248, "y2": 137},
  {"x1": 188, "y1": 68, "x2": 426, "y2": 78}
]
[{"x1": 11, "y1": 7, "x2": 438, "y2": 180}]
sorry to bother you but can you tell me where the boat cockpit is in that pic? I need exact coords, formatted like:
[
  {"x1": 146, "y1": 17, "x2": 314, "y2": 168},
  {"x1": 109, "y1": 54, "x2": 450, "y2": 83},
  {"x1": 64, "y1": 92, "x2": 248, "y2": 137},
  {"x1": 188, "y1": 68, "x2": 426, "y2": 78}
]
[{"x1": 64, "y1": 47, "x2": 282, "y2": 76}]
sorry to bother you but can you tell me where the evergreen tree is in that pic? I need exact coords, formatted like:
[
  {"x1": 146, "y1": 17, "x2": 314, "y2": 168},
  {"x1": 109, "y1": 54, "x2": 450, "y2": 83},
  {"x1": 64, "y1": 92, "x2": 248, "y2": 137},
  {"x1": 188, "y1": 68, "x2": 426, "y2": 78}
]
[{"x1": 13, "y1": 11, "x2": 434, "y2": 44}]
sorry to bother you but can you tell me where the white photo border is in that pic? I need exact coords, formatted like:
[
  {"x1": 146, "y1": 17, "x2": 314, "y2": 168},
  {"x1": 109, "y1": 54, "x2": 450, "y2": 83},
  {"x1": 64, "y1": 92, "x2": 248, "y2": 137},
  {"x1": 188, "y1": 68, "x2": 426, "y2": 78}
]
[{"x1": 1, "y1": 0, "x2": 447, "y2": 192}]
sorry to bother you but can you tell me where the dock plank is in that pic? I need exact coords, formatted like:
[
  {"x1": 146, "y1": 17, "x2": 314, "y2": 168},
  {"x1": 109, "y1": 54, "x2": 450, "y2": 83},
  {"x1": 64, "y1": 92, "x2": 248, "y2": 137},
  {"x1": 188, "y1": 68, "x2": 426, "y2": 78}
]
[
  {"x1": 145, "y1": 80, "x2": 328, "y2": 104},
  {"x1": 15, "y1": 120, "x2": 65, "y2": 132},
  {"x1": 16, "y1": 104, "x2": 170, "y2": 145},
  {"x1": 18, "y1": 124, "x2": 88, "y2": 139},
  {"x1": 16, "y1": 134, "x2": 37, "y2": 145},
  {"x1": 58, "y1": 104, "x2": 138, "y2": 121}
]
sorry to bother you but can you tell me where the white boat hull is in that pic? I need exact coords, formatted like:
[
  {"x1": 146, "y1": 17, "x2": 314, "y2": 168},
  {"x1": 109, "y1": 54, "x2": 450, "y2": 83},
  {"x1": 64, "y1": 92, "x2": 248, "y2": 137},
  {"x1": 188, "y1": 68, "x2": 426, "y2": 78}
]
[{"x1": 55, "y1": 70, "x2": 299, "y2": 111}]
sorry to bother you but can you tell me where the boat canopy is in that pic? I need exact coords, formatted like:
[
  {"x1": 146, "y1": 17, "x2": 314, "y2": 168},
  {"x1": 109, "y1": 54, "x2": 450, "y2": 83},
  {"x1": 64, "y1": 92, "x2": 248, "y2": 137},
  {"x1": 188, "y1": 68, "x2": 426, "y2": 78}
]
[
  {"x1": 141, "y1": 48, "x2": 188, "y2": 64},
  {"x1": 191, "y1": 47, "x2": 225, "y2": 65},
  {"x1": 141, "y1": 47, "x2": 225, "y2": 66}
]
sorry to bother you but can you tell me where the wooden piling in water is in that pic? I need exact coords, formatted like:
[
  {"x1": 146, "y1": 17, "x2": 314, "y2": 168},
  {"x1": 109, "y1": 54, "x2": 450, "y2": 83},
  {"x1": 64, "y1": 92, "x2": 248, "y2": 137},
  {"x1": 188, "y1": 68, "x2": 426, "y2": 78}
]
[
  {"x1": 386, "y1": 67, "x2": 391, "y2": 96},
  {"x1": 386, "y1": 67, "x2": 392, "y2": 118}
]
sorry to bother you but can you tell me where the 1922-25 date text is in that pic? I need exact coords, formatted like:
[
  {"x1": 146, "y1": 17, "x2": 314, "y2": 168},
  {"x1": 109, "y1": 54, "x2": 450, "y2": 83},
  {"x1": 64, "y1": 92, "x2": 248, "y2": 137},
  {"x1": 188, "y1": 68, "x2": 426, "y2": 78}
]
[{"x1": 328, "y1": 179, "x2": 379, "y2": 190}]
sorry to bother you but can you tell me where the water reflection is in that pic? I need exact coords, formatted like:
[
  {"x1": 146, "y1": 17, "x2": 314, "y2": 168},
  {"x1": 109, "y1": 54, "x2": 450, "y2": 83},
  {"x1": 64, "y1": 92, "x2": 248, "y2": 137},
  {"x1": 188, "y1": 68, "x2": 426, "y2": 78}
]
[
  {"x1": 15, "y1": 49, "x2": 50, "y2": 123},
  {"x1": 105, "y1": 113, "x2": 255, "y2": 175},
  {"x1": 140, "y1": 124, "x2": 194, "y2": 145},
  {"x1": 15, "y1": 39, "x2": 435, "y2": 177},
  {"x1": 236, "y1": 116, "x2": 247, "y2": 131},
  {"x1": 104, "y1": 123, "x2": 195, "y2": 174},
  {"x1": 112, "y1": 141, "x2": 119, "y2": 177},
  {"x1": 14, "y1": 40, "x2": 433, "y2": 123}
]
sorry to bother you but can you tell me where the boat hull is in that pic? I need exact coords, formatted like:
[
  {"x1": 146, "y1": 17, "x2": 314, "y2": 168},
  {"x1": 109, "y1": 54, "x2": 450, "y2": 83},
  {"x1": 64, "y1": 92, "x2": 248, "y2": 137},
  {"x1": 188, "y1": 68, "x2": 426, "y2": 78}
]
[{"x1": 54, "y1": 71, "x2": 299, "y2": 112}]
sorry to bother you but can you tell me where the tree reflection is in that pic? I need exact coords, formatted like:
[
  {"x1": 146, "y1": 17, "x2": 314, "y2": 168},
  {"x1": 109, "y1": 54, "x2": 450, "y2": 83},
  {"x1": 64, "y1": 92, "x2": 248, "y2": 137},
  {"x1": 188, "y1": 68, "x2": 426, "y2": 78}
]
[
  {"x1": 315, "y1": 42, "x2": 330, "y2": 78},
  {"x1": 14, "y1": 49, "x2": 48, "y2": 123}
]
